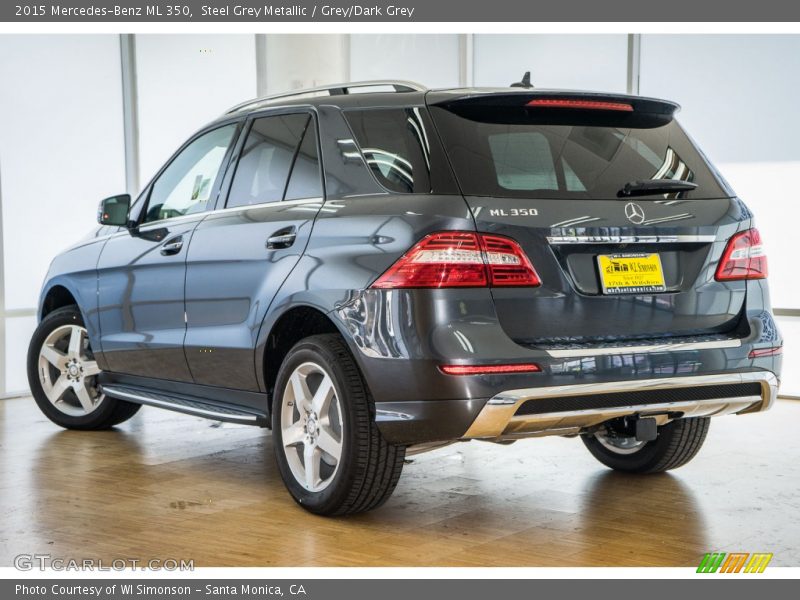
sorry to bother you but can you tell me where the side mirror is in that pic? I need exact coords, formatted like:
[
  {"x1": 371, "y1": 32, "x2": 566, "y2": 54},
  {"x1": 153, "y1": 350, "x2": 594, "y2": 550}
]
[{"x1": 97, "y1": 194, "x2": 131, "y2": 227}]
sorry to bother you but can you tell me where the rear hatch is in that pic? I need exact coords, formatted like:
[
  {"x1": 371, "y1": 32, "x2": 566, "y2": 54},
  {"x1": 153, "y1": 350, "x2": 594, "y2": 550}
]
[{"x1": 427, "y1": 90, "x2": 746, "y2": 347}]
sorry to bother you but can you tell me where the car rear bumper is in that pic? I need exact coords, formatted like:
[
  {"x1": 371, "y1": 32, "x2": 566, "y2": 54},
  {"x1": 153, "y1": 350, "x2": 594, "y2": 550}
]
[
  {"x1": 333, "y1": 287, "x2": 782, "y2": 445},
  {"x1": 373, "y1": 371, "x2": 778, "y2": 445},
  {"x1": 463, "y1": 371, "x2": 777, "y2": 441}
]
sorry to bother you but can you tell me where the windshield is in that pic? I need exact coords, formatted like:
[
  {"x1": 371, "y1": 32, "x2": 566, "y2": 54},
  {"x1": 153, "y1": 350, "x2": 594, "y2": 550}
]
[{"x1": 429, "y1": 105, "x2": 729, "y2": 200}]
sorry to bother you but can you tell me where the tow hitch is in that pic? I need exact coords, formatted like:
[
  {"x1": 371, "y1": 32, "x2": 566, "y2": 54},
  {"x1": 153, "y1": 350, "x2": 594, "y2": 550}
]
[
  {"x1": 605, "y1": 415, "x2": 659, "y2": 442},
  {"x1": 635, "y1": 417, "x2": 658, "y2": 442}
]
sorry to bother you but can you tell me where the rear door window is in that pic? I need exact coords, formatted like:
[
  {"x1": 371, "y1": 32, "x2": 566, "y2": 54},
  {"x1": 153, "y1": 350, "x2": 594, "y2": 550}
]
[
  {"x1": 285, "y1": 118, "x2": 323, "y2": 200},
  {"x1": 226, "y1": 113, "x2": 320, "y2": 208}
]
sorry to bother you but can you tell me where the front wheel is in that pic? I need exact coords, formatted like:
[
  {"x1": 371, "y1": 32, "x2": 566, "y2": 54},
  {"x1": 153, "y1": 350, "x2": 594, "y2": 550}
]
[
  {"x1": 581, "y1": 417, "x2": 710, "y2": 473},
  {"x1": 27, "y1": 306, "x2": 140, "y2": 430},
  {"x1": 272, "y1": 334, "x2": 405, "y2": 516}
]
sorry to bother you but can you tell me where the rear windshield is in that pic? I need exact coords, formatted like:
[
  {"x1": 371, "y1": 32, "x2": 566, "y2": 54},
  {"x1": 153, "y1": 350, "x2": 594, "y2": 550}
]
[{"x1": 429, "y1": 105, "x2": 729, "y2": 200}]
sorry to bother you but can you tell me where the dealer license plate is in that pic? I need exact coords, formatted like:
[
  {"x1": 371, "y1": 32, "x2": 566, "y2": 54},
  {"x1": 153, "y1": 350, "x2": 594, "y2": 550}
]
[{"x1": 597, "y1": 253, "x2": 666, "y2": 294}]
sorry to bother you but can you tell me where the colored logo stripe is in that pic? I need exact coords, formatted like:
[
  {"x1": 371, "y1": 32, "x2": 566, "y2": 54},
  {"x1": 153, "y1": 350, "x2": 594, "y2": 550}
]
[
  {"x1": 697, "y1": 552, "x2": 773, "y2": 573},
  {"x1": 697, "y1": 552, "x2": 726, "y2": 573},
  {"x1": 720, "y1": 553, "x2": 749, "y2": 573},
  {"x1": 744, "y1": 553, "x2": 773, "y2": 573}
]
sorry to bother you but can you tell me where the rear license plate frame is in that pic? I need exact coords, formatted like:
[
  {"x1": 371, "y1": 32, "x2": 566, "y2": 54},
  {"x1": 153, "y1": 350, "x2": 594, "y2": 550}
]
[{"x1": 597, "y1": 252, "x2": 667, "y2": 295}]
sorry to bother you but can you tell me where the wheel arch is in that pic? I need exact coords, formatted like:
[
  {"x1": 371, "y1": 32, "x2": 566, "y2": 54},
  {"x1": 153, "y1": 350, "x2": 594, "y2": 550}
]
[
  {"x1": 261, "y1": 305, "x2": 343, "y2": 409},
  {"x1": 37, "y1": 279, "x2": 105, "y2": 369},
  {"x1": 40, "y1": 284, "x2": 80, "y2": 320}
]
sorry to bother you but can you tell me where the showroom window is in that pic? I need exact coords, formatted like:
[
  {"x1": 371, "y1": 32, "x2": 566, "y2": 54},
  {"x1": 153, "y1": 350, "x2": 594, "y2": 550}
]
[
  {"x1": 344, "y1": 108, "x2": 433, "y2": 194},
  {"x1": 143, "y1": 124, "x2": 237, "y2": 224},
  {"x1": 226, "y1": 113, "x2": 321, "y2": 208}
]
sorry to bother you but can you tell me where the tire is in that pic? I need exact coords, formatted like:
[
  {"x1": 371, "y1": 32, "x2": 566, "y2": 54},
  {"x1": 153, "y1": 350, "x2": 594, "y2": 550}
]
[
  {"x1": 27, "y1": 305, "x2": 141, "y2": 430},
  {"x1": 272, "y1": 333, "x2": 405, "y2": 516},
  {"x1": 581, "y1": 417, "x2": 710, "y2": 474}
]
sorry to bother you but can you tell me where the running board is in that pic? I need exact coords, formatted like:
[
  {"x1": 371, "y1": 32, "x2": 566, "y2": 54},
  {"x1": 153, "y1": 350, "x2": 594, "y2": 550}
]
[{"x1": 101, "y1": 384, "x2": 268, "y2": 426}]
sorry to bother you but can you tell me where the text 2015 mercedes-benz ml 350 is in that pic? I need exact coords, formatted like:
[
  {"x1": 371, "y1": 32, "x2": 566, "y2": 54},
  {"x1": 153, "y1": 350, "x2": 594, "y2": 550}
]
[{"x1": 28, "y1": 81, "x2": 781, "y2": 515}]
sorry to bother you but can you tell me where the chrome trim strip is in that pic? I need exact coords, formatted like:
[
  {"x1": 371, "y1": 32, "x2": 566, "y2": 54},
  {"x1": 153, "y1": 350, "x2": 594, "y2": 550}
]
[
  {"x1": 102, "y1": 386, "x2": 261, "y2": 423},
  {"x1": 102, "y1": 197, "x2": 325, "y2": 241},
  {"x1": 464, "y1": 372, "x2": 778, "y2": 440},
  {"x1": 545, "y1": 337, "x2": 742, "y2": 358},
  {"x1": 546, "y1": 235, "x2": 717, "y2": 244},
  {"x1": 205, "y1": 197, "x2": 323, "y2": 217}
]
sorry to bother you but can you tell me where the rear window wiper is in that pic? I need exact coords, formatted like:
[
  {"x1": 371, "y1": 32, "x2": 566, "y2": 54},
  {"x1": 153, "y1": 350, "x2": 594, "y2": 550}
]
[{"x1": 617, "y1": 179, "x2": 698, "y2": 198}]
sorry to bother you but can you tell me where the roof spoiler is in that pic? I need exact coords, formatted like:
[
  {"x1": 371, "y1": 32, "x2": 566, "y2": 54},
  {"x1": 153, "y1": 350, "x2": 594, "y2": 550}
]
[{"x1": 428, "y1": 91, "x2": 680, "y2": 128}]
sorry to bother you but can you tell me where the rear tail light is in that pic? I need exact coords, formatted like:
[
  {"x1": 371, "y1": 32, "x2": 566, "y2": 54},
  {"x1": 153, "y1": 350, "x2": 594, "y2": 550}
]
[
  {"x1": 439, "y1": 363, "x2": 541, "y2": 376},
  {"x1": 526, "y1": 98, "x2": 634, "y2": 112},
  {"x1": 370, "y1": 232, "x2": 541, "y2": 289},
  {"x1": 715, "y1": 228, "x2": 768, "y2": 281}
]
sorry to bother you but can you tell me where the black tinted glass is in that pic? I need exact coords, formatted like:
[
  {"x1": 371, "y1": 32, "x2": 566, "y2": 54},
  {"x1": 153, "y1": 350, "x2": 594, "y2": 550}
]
[
  {"x1": 430, "y1": 106, "x2": 728, "y2": 200},
  {"x1": 344, "y1": 108, "x2": 433, "y2": 194},
  {"x1": 285, "y1": 119, "x2": 323, "y2": 201},
  {"x1": 227, "y1": 114, "x2": 309, "y2": 208}
]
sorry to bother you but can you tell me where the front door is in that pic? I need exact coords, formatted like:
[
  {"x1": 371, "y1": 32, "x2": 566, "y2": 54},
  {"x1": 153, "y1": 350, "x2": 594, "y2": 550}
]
[{"x1": 96, "y1": 123, "x2": 239, "y2": 381}]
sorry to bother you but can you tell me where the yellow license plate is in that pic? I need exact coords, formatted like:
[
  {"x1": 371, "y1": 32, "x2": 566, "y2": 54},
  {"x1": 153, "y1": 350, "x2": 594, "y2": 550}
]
[{"x1": 597, "y1": 253, "x2": 666, "y2": 294}]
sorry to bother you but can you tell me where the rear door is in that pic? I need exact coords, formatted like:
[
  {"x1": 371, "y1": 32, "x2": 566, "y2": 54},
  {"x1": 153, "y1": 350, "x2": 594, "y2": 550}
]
[
  {"x1": 427, "y1": 93, "x2": 745, "y2": 347},
  {"x1": 183, "y1": 110, "x2": 324, "y2": 392}
]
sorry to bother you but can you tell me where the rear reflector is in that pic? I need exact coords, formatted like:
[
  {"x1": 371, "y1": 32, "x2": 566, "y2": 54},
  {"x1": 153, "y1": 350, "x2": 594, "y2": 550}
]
[
  {"x1": 715, "y1": 228, "x2": 768, "y2": 281},
  {"x1": 748, "y1": 347, "x2": 782, "y2": 359},
  {"x1": 370, "y1": 232, "x2": 541, "y2": 289},
  {"x1": 526, "y1": 98, "x2": 634, "y2": 112},
  {"x1": 440, "y1": 363, "x2": 541, "y2": 376}
]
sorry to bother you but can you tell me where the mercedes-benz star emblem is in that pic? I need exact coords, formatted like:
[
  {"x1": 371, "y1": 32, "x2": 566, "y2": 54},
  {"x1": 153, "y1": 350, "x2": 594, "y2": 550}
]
[{"x1": 624, "y1": 202, "x2": 646, "y2": 224}]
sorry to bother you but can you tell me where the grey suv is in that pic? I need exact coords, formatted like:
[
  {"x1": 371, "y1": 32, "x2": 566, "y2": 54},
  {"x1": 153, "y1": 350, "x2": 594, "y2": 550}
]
[{"x1": 28, "y1": 81, "x2": 782, "y2": 515}]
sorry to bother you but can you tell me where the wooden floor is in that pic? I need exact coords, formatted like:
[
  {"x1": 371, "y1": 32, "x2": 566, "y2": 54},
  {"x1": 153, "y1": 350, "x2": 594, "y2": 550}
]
[{"x1": 1, "y1": 395, "x2": 798, "y2": 567}]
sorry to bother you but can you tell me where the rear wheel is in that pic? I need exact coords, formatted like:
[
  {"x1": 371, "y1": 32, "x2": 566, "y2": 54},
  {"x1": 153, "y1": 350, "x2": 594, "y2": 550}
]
[
  {"x1": 272, "y1": 334, "x2": 405, "y2": 515},
  {"x1": 27, "y1": 306, "x2": 140, "y2": 430},
  {"x1": 581, "y1": 417, "x2": 710, "y2": 473}
]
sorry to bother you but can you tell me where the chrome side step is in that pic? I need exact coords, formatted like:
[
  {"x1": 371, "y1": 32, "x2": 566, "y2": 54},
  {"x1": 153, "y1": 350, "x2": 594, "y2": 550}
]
[{"x1": 101, "y1": 384, "x2": 267, "y2": 426}]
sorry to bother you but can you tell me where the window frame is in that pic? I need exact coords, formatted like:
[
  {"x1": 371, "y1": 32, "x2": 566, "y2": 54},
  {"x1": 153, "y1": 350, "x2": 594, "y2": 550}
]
[
  {"x1": 130, "y1": 118, "x2": 244, "y2": 228},
  {"x1": 220, "y1": 107, "x2": 325, "y2": 211}
]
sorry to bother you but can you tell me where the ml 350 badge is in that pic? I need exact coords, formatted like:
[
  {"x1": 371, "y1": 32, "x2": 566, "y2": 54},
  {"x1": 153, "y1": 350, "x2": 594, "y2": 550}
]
[{"x1": 597, "y1": 253, "x2": 667, "y2": 294}]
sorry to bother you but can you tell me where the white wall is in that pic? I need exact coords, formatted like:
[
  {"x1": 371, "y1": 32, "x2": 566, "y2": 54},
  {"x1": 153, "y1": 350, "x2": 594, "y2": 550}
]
[
  {"x1": 350, "y1": 34, "x2": 460, "y2": 88},
  {"x1": 473, "y1": 34, "x2": 628, "y2": 92},
  {"x1": 263, "y1": 34, "x2": 349, "y2": 94},
  {"x1": 135, "y1": 35, "x2": 257, "y2": 189},
  {"x1": 0, "y1": 35, "x2": 126, "y2": 396},
  {"x1": 0, "y1": 35, "x2": 127, "y2": 311}
]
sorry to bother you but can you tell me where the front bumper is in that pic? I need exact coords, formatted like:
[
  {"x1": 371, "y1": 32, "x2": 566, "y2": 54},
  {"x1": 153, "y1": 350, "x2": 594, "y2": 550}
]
[{"x1": 463, "y1": 371, "x2": 777, "y2": 441}]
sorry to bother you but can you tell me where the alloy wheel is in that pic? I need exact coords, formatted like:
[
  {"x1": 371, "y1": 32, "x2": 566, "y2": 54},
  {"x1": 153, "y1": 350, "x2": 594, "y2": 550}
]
[
  {"x1": 280, "y1": 361, "x2": 344, "y2": 492},
  {"x1": 38, "y1": 324, "x2": 104, "y2": 416}
]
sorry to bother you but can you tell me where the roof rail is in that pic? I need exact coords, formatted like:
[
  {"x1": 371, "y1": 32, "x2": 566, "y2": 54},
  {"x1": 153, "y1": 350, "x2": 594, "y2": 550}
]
[{"x1": 225, "y1": 80, "x2": 427, "y2": 115}]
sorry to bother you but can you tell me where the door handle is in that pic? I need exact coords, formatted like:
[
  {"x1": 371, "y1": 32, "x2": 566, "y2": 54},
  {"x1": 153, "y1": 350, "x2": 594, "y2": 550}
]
[
  {"x1": 266, "y1": 227, "x2": 297, "y2": 250},
  {"x1": 160, "y1": 236, "x2": 184, "y2": 256}
]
